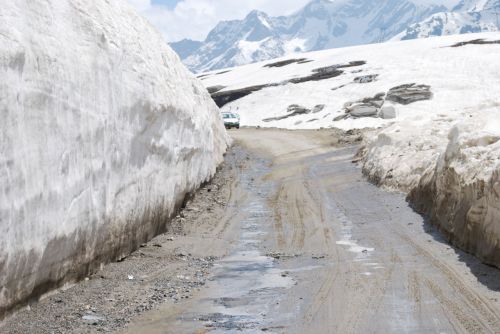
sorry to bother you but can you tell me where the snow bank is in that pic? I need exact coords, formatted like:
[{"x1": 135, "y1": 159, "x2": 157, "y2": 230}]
[
  {"x1": 0, "y1": 0, "x2": 227, "y2": 316},
  {"x1": 408, "y1": 112, "x2": 500, "y2": 267},
  {"x1": 362, "y1": 106, "x2": 500, "y2": 267}
]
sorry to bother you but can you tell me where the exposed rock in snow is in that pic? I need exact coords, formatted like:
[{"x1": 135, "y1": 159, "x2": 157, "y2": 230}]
[
  {"x1": 312, "y1": 104, "x2": 326, "y2": 113},
  {"x1": 349, "y1": 105, "x2": 379, "y2": 117},
  {"x1": 263, "y1": 104, "x2": 311, "y2": 122},
  {"x1": 450, "y1": 37, "x2": 500, "y2": 46},
  {"x1": 354, "y1": 74, "x2": 379, "y2": 84},
  {"x1": 386, "y1": 83, "x2": 433, "y2": 105},
  {"x1": 379, "y1": 106, "x2": 397, "y2": 119},
  {"x1": 0, "y1": 0, "x2": 227, "y2": 316}
]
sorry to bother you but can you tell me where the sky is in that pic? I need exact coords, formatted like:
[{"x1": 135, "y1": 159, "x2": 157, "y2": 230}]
[
  {"x1": 125, "y1": 0, "x2": 313, "y2": 42},
  {"x1": 126, "y1": 0, "x2": 461, "y2": 43}
]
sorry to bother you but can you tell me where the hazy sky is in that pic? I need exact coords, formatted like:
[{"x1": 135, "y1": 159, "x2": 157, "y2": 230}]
[{"x1": 126, "y1": 0, "x2": 461, "y2": 42}]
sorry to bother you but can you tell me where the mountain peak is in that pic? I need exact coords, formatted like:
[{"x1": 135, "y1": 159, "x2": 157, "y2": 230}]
[{"x1": 170, "y1": 0, "x2": 497, "y2": 73}]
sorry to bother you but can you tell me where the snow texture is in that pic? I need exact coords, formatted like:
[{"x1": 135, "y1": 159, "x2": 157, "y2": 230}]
[
  {"x1": 203, "y1": 32, "x2": 500, "y2": 267},
  {"x1": 0, "y1": 0, "x2": 227, "y2": 315}
]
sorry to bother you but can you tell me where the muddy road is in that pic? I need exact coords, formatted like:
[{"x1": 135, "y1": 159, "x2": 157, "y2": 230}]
[
  {"x1": 124, "y1": 128, "x2": 500, "y2": 333},
  {"x1": 3, "y1": 128, "x2": 500, "y2": 334}
]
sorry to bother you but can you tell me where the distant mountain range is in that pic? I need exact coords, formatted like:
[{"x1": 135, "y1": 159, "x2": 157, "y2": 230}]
[
  {"x1": 169, "y1": 0, "x2": 499, "y2": 73},
  {"x1": 394, "y1": 0, "x2": 500, "y2": 40}
]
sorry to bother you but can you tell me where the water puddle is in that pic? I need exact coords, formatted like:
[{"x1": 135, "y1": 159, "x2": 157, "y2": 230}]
[{"x1": 178, "y1": 159, "x2": 294, "y2": 333}]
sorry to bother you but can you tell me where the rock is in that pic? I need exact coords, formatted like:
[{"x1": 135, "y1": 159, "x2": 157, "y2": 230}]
[
  {"x1": 333, "y1": 114, "x2": 349, "y2": 121},
  {"x1": 287, "y1": 104, "x2": 310, "y2": 114},
  {"x1": 354, "y1": 74, "x2": 378, "y2": 83},
  {"x1": 379, "y1": 106, "x2": 396, "y2": 119},
  {"x1": 206, "y1": 85, "x2": 225, "y2": 94},
  {"x1": 82, "y1": 314, "x2": 105, "y2": 324},
  {"x1": 263, "y1": 58, "x2": 308, "y2": 68},
  {"x1": 263, "y1": 104, "x2": 311, "y2": 122},
  {"x1": 348, "y1": 104, "x2": 379, "y2": 118},
  {"x1": 360, "y1": 96, "x2": 384, "y2": 108},
  {"x1": 386, "y1": 83, "x2": 433, "y2": 105},
  {"x1": 312, "y1": 104, "x2": 325, "y2": 113}
]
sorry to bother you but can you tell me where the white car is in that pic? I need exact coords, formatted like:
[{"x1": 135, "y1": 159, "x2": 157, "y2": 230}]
[{"x1": 222, "y1": 112, "x2": 240, "y2": 129}]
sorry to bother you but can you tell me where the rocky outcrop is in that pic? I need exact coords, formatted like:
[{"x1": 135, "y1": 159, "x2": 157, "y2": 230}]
[
  {"x1": 210, "y1": 61, "x2": 366, "y2": 107},
  {"x1": 335, "y1": 84, "x2": 433, "y2": 122},
  {"x1": 353, "y1": 74, "x2": 378, "y2": 83},
  {"x1": 451, "y1": 38, "x2": 500, "y2": 47},
  {"x1": 263, "y1": 104, "x2": 311, "y2": 122},
  {"x1": 386, "y1": 83, "x2": 433, "y2": 105},
  {"x1": 0, "y1": 0, "x2": 227, "y2": 317},
  {"x1": 264, "y1": 58, "x2": 309, "y2": 68}
]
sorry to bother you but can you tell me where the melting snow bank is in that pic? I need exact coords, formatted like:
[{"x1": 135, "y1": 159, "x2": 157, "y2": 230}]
[
  {"x1": 0, "y1": 0, "x2": 227, "y2": 317},
  {"x1": 364, "y1": 110, "x2": 500, "y2": 268}
]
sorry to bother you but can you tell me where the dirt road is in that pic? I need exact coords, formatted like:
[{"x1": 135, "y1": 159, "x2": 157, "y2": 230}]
[
  {"x1": 124, "y1": 128, "x2": 500, "y2": 333},
  {"x1": 3, "y1": 128, "x2": 500, "y2": 334}
]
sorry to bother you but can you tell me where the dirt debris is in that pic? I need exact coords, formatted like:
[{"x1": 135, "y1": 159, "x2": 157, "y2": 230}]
[{"x1": 0, "y1": 148, "x2": 247, "y2": 334}]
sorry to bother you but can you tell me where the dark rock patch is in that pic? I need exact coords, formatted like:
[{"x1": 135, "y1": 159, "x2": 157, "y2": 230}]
[
  {"x1": 209, "y1": 61, "x2": 367, "y2": 107},
  {"x1": 297, "y1": 59, "x2": 314, "y2": 64},
  {"x1": 386, "y1": 83, "x2": 433, "y2": 105},
  {"x1": 333, "y1": 113, "x2": 349, "y2": 121},
  {"x1": 289, "y1": 69, "x2": 343, "y2": 84},
  {"x1": 331, "y1": 84, "x2": 348, "y2": 91},
  {"x1": 312, "y1": 60, "x2": 366, "y2": 74},
  {"x1": 207, "y1": 85, "x2": 226, "y2": 94},
  {"x1": 216, "y1": 70, "x2": 231, "y2": 75},
  {"x1": 196, "y1": 73, "x2": 211, "y2": 79},
  {"x1": 264, "y1": 58, "x2": 308, "y2": 68},
  {"x1": 307, "y1": 118, "x2": 319, "y2": 123},
  {"x1": 263, "y1": 104, "x2": 311, "y2": 122},
  {"x1": 354, "y1": 74, "x2": 378, "y2": 84},
  {"x1": 450, "y1": 39, "x2": 500, "y2": 48},
  {"x1": 312, "y1": 104, "x2": 325, "y2": 113},
  {"x1": 211, "y1": 84, "x2": 269, "y2": 107}
]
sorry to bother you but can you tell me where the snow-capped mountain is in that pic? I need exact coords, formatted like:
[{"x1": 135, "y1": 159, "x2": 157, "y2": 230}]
[
  {"x1": 394, "y1": 0, "x2": 500, "y2": 40},
  {"x1": 170, "y1": 0, "x2": 452, "y2": 72}
]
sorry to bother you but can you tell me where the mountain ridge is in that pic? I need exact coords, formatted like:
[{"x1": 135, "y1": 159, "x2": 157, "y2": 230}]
[{"x1": 169, "y1": 0, "x2": 498, "y2": 73}]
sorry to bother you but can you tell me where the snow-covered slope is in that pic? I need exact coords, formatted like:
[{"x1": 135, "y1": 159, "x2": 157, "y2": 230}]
[
  {"x1": 171, "y1": 0, "x2": 451, "y2": 73},
  {"x1": 0, "y1": 0, "x2": 227, "y2": 316},
  {"x1": 394, "y1": 0, "x2": 499, "y2": 40},
  {"x1": 202, "y1": 32, "x2": 500, "y2": 267}
]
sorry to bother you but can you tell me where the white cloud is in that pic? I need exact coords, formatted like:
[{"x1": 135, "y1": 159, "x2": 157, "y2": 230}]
[{"x1": 126, "y1": 0, "x2": 311, "y2": 42}]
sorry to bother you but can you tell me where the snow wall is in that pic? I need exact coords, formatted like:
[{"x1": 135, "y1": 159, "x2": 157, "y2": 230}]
[
  {"x1": 363, "y1": 112, "x2": 500, "y2": 268},
  {"x1": 0, "y1": 0, "x2": 228, "y2": 316}
]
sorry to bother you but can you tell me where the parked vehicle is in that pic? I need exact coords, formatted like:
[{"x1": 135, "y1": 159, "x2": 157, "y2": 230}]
[{"x1": 222, "y1": 112, "x2": 240, "y2": 129}]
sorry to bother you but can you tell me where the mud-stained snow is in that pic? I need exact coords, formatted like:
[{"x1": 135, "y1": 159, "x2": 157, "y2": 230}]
[
  {"x1": 0, "y1": 0, "x2": 227, "y2": 315},
  {"x1": 203, "y1": 32, "x2": 500, "y2": 267}
]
